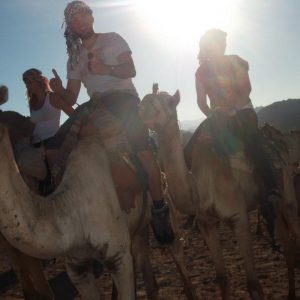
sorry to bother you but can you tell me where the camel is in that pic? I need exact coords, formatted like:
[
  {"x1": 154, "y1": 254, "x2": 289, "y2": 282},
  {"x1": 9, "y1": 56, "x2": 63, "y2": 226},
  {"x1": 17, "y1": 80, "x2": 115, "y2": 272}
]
[
  {"x1": 0, "y1": 122, "x2": 136, "y2": 300},
  {"x1": 139, "y1": 89, "x2": 271, "y2": 299},
  {"x1": 0, "y1": 84, "x2": 197, "y2": 299},
  {"x1": 0, "y1": 118, "x2": 197, "y2": 300},
  {"x1": 260, "y1": 125, "x2": 300, "y2": 300},
  {"x1": 140, "y1": 90, "x2": 300, "y2": 300},
  {"x1": 0, "y1": 84, "x2": 53, "y2": 299}
]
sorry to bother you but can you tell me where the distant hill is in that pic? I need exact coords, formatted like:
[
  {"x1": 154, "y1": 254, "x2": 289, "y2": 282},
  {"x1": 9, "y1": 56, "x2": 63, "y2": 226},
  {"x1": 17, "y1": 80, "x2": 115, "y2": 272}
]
[
  {"x1": 179, "y1": 119, "x2": 202, "y2": 132},
  {"x1": 180, "y1": 98, "x2": 300, "y2": 133},
  {"x1": 257, "y1": 98, "x2": 300, "y2": 132}
]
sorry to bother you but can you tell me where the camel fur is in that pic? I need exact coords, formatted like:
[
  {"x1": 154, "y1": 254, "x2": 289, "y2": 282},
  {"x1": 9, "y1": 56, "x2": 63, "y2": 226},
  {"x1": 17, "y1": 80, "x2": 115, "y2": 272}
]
[
  {"x1": 260, "y1": 125, "x2": 300, "y2": 300},
  {"x1": 0, "y1": 122, "x2": 135, "y2": 300},
  {"x1": 0, "y1": 84, "x2": 53, "y2": 299}
]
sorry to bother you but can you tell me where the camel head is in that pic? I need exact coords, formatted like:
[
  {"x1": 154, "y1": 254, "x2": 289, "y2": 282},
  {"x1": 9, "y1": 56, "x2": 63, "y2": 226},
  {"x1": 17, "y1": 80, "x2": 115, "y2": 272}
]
[
  {"x1": 0, "y1": 85, "x2": 8, "y2": 105},
  {"x1": 139, "y1": 89, "x2": 180, "y2": 132},
  {"x1": 261, "y1": 123, "x2": 300, "y2": 166},
  {"x1": 260, "y1": 123, "x2": 282, "y2": 140}
]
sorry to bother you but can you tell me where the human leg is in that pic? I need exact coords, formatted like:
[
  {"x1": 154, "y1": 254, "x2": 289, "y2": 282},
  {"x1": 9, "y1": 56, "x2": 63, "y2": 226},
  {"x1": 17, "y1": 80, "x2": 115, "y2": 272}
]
[{"x1": 102, "y1": 92, "x2": 174, "y2": 243}]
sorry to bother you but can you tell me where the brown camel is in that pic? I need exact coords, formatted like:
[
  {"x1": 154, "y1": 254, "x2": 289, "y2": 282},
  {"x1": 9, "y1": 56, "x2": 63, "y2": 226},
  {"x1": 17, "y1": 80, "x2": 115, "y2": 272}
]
[
  {"x1": 140, "y1": 89, "x2": 270, "y2": 300},
  {"x1": 260, "y1": 125, "x2": 300, "y2": 300}
]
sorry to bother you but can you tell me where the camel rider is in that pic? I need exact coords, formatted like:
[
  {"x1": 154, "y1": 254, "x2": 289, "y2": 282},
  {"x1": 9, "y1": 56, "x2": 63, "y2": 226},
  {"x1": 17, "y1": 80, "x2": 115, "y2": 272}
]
[
  {"x1": 49, "y1": 0, "x2": 174, "y2": 244},
  {"x1": 185, "y1": 29, "x2": 280, "y2": 202},
  {"x1": 22, "y1": 68, "x2": 74, "y2": 148},
  {"x1": 21, "y1": 69, "x2": 74, "y2": 195}
]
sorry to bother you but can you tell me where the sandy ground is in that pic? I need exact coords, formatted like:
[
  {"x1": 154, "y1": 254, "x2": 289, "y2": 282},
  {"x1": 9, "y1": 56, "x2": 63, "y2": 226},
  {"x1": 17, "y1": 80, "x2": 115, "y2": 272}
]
[{"x1": 1, "y1": 211, "x2": 300, "y2": 300}]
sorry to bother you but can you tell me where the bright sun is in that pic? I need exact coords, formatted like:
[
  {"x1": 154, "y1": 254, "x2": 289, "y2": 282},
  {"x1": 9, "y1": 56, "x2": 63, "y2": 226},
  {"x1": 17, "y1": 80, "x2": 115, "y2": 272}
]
[{"x1": 134, "y1": 0, "x2": 240, "y2": 48}]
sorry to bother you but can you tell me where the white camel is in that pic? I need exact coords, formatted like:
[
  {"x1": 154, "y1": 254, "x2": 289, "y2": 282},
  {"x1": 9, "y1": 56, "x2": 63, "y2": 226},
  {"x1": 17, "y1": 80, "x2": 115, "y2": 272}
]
[
  {"x1": 0, "y1": 122, "x2": 135, "y2": 300},
  {"x1": 140, "y1": 89, "x2": 267, "y2": 300},
  {"x1": 0, "y1": 116, "x2": 198, "y2": 300},
  {"x1": 0, "y1": 84, "x2": 54, "y2": 299}
]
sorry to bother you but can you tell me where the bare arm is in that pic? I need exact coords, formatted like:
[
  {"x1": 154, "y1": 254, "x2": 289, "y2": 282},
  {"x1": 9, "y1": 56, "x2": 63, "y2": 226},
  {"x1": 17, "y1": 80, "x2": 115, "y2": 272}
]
[
  {"x1": 239, "y1": 68, "x2": 252, "y2": 96},
  {"x1": 49, "y1": 93, "x2": 74, "y2": 116},
  {"x1": 50, "y1": 69, "x2": 81, "y2": 106},
  {"x1": 196, "y1": 79, "x2": 211, "y2": 117}
]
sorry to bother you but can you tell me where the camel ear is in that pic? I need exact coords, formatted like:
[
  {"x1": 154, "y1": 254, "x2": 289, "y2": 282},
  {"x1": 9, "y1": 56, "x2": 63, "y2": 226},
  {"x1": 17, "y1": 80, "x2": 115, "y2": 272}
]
[{"x1": 170, "y1": 90, "x2": 180, "y2": 107}]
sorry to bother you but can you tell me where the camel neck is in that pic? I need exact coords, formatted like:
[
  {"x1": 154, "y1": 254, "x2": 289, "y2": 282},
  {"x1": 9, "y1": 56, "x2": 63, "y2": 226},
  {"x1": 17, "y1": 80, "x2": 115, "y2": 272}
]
[{"x1": 157, "y1": 118, "x2": 195, "y2": 215}]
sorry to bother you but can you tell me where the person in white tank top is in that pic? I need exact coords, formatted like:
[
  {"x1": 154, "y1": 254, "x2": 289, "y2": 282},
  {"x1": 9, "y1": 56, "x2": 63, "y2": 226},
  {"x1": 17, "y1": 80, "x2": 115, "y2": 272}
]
[{"x1": 22, "y1": 68, "x2": 74, "y2": 147}]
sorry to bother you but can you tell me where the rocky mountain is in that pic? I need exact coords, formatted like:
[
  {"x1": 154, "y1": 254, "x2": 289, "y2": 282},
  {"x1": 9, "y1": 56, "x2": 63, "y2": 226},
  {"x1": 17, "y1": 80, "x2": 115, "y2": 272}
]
[
  {"x1": 180, "y1": 98, "x2": 300, "y2": 133},
  {"x1": 257, "y1": 98, "x2": 300, "y2": 132},
  {"x1": 179, "y1": 119, "x2": 202, "y2": 132}
]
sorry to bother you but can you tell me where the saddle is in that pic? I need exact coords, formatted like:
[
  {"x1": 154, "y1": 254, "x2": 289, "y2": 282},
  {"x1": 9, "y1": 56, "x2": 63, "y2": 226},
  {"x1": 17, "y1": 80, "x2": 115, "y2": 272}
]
[{"x1": 184, "y1": 111, "x2": 243, "y2": 169}]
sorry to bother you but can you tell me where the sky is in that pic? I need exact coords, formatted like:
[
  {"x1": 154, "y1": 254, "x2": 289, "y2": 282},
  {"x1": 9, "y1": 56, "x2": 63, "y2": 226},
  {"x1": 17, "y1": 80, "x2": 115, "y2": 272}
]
[{"x1": 0, "y1": 0, "x2": 300, "y2": 123}]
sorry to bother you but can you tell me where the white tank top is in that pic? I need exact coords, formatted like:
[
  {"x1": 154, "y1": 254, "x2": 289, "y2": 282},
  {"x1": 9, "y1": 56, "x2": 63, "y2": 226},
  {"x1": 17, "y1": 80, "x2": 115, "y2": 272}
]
[{"x1": 30, "y1": 93, "x2": 61, "y2": 144}]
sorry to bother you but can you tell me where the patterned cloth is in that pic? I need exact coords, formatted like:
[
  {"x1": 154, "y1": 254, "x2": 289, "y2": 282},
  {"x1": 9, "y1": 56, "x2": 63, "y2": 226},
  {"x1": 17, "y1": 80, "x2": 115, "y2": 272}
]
[
  {"x1": 50, "y1": 93, "x2": 141, "y2": 186},
  {"x1": 63, "y1": 1, "x2": 93, "y2": 69}
]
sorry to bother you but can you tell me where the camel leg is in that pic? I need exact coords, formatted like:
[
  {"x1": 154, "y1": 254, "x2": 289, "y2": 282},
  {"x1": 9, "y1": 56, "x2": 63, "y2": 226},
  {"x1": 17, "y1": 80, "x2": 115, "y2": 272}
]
[
  {"x1": 132, "y1": 226, "x2": 158, "y2": 300},
  {"x1": 65, "y1": 256, "x2": 100, "y2": 300},
  {"x1": 233, "y1": 212, "x2": 264, "y2": 300},
  {"x1": 275, "y1": 208, "x2": 297, "y2": 300},
  {"x1": 110, "y1": 250, "x2": 136, "y2": 300},
  {"x1": 170, "y1": 237, "x2": 199, "y2": 300},
  {"x1": 111, "y1": 227, "x2": 157, "y2": 300},
  {"x1": 281, "y1": 168, "x2": 300, "y2": 248},
  {"x1": 256, "y1": 209, "x2": 263, "y2": 236},
  {"x1": 0, "y1": 235, "x2": 53, "y2": 300},
  {"x1": 166, "y1": 199, "x2": 198, "y2": 299},
  {"x1": 197, "y1": 217, "x2": 230, "y2": 300},
  {"x1": 11, "y1": 251, "x2": 53, "y2": 300},
  {"x1": 281, "y1": 202, "x2": 300, "y2": 248}
]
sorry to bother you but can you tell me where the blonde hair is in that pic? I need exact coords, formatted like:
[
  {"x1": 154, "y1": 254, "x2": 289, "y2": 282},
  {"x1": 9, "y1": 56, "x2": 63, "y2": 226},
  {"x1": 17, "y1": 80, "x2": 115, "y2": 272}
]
[{"x1": 22, "y1": 69, "x2": 52, "y2": 108}]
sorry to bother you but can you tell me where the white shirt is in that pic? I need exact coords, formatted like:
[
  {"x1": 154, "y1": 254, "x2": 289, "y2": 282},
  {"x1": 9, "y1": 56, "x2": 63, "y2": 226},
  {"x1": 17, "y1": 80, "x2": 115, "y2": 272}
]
[
  {"x1": 30, "y1": 93, "x2": 61, "y2": 143},
  {"x1": 67, "y1": 32, "x2": 137, "y2": 97}
]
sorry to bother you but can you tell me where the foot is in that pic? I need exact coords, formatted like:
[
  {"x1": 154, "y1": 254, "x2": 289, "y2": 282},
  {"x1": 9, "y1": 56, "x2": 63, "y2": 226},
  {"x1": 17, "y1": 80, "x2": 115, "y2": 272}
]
[{"x1": 151, "y1": 202, "x2": 175, "y2": 244}]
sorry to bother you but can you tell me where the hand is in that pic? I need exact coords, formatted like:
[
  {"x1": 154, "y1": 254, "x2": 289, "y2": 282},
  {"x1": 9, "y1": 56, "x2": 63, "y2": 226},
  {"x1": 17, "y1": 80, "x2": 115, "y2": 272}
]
[
  {"x1": 0, "y1": 85, "x2": 8, "y2": 105},
  {"x1": 88, "y1": 56, "x2": 110, "y2": 75},
  {"x1": 50, "y1": 69, "x2": 64, "y2": 93}
]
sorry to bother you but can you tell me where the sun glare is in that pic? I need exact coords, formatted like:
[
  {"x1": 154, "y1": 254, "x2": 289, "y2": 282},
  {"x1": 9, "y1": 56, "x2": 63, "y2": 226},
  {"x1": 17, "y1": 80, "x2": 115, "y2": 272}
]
[{"x1": 134, "y1": 0, "x2": 240, "y2": 48}]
